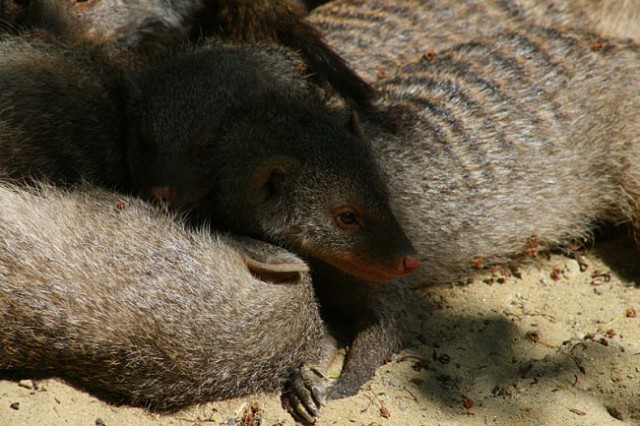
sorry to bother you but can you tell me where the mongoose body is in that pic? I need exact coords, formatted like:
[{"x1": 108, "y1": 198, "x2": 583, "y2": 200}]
[
  {"x1": 0, "y1": 183, "x2": 326, "y2": 412},
  {"x1": 0, "y1": 35, "x2": 129, "y2": 189},
  {"x1": 308, "y1": 1, "x2": 640, "y2": 283},
  {"x1": 0, "y1": 0, "x2": 374, "y2": 105},
  {"x1": 371, "y1": 27, "x2": 640, "y2": 283}
]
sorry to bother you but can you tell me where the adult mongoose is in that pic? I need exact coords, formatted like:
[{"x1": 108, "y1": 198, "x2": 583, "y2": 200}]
[{"x1": 0, "y1": 183, "x2": 326, "y2": 413}]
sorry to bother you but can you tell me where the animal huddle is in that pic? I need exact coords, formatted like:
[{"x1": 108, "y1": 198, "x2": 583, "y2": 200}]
[{"x1": 0, "y1": 0, "x2": 638, "y2": 423}]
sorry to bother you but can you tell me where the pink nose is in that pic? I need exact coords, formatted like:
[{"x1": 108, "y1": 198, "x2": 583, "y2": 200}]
[
  {"x1": 402, "y1": 255, "x2": 421, "y2": 273},
  {"x1": 149, "y1": 187, "x2": 176, "y2": 205}
]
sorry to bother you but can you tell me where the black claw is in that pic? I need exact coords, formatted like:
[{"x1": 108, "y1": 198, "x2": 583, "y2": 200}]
[
  {"x1": 294, "y1": 396, "x2": 317, "y2": 424},
  {"x1": 282, "y1": 366, "x2": 330, "y2": 424}
]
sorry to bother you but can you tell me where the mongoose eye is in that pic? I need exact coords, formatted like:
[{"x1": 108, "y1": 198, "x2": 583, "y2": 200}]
[{"x1": 336, "y1": 210, "x2": 359, "y2": 229}]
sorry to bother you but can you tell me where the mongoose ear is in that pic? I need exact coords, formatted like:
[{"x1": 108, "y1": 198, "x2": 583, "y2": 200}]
[
  {"x1": 230, "y1": 236, "x2": 310, "y2": 284},
  {"x1": 242, "y1": 254, "x2": 309, "y2": 284},
  {"x1": 247, "y1": 155, "x2": 301, "y2": 206},
  {"x1": 346, "y1": 111, "x2": 365, "y2": 140}
]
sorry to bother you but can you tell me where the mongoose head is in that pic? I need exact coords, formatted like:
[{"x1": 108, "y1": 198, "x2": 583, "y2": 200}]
[
  {"x1": 209, "y1": 109, "x2": 421, "y2": 283},
  {"x1": 127, "y1": 43, "x2": 419, "y2": 283}
]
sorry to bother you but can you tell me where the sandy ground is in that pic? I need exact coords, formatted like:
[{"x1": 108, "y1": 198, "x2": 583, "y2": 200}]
[{"x1": 1, "y1": 232, "x2": 638, "y2": 426}]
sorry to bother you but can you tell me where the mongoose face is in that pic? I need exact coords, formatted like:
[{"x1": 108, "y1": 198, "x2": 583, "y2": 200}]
[{"x1": 126, "y1": 44, "x2": 419, "y2": 282}]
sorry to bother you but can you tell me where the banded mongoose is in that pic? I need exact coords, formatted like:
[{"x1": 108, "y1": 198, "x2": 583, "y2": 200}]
[
  {"x1": 0, "y1": 31, "x2": 419, "y2": 282},
  {"x1": 0, "y1": 0, "x2": 374, "y2": 106},
  {"x1": 0, "y1": 183, "x2": 326, "y2": 413},
  {"x1": 282, "y1": 2, "x2": 640, "y2": 417}
]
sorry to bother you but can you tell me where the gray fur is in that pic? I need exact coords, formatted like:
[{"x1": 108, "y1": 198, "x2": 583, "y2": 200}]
[
  {"x1": 0, "y1": 183, "x2": 325, "y2": 412},
  {"x1": 309, "y1": 0, "x2": 640, "y2": 82}
]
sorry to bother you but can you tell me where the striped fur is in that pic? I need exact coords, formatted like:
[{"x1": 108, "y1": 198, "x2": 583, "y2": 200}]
[
  {"x1": 309, "y1": 0, "x2": 640, "y2": 82},
  {"x1": 364, "y1": 26, "x2": 640, "y2": 282}
]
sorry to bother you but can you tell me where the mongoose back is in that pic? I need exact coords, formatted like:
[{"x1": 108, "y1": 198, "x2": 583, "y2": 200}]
[
  {"x1": 0, "y1": 34, "x2": 129, "y2": 189},
  {"x1": 309, "y1": 0, "x2": 640, "y2": 82},
  {"x1": 347, "y1": 26, "x2": 640, "y2": 285},
  {"x1": 0, "y1": 183, "x2": 326, "y2": 412},
  {"x1": 126, "y1": 41, "x2": 420, "y2": 283},
  {"x1": 0, "y1": 0, "x2": 374, "y2": 106}
]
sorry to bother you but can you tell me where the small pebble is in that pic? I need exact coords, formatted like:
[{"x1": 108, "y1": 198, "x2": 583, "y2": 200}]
[
  {"x1": 18, "y1": 380, "x2": 34, "y2": 390},
  {"x1": 95, "y1": 418, "x2": 107, "y2": 426},
  {"x1": 389, "y1": 378, "x2": 400, "y2": 388},
  {"x1": 227, "y1": 419, "x2": 237, "y2": 426},
  {"x1": 10, "y1": 402, "x2": 19, "y2": 411}
]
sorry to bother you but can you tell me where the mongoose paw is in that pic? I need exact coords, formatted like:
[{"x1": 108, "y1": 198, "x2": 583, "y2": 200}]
[
  {"x1": 282, "y1": 366, "x2": 328, "y2": 424},
  {"x1": 324, "y1": 379, "x2": 362, "y2": 401}
]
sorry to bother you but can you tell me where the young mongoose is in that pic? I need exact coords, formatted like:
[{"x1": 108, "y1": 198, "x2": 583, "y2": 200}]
[
  {"x1": 0, "y1": 183, "x2": 326, "y2": 413},
  {"x1": 0, "y1": 33, "x2": 418, "y2": 281},
  {"x1": 0, "y1": 0, "x2": 374, "y2": 106},
  {"x1": 126, "y1": 41, "x2": 420, "y2": 283}
]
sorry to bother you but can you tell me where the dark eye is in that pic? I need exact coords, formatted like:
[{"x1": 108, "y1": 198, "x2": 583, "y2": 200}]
[
  {"x1": 336, "y1": 210, "x2": 359, "y2": 230},
  {"x1": 338, "y1": 211, "x2": 357, "y2": 225}
]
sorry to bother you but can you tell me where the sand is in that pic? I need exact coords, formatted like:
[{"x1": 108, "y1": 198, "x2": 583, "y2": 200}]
[{"x1": 1, "y1": 233, "x2": 638, "y2": 426}]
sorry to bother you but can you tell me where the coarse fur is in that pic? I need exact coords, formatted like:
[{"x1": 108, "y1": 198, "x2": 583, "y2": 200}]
[
  {"x1": 308, "y1": 0, "x2": 640, "y2": 283},
  {"x1": 309, "y1": 0, "x2": 640, "y2": 83},
  {"x1": 0, "y1": 183, "x2": 326, "y2": 412},
  {"x1": 0, "y1": 34, "x2": 129, "y2": 189},
  {"x1": 0, "y1": 0, "x2": 374, "y2": 106},
  {"x1": 126, "y1": 40, "x2": 419, "y2": 284}
]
